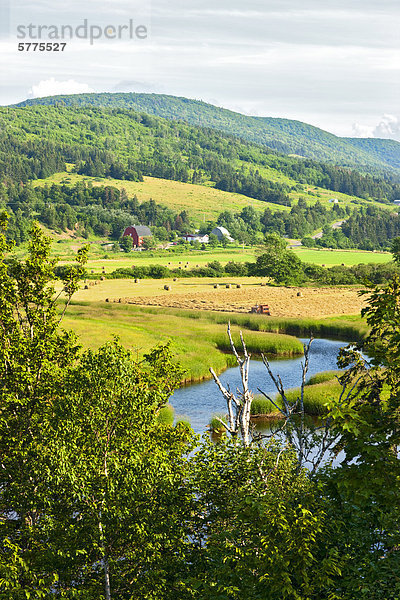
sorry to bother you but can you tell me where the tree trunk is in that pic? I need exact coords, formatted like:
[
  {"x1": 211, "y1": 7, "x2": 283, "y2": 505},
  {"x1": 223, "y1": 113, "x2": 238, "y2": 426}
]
[{"x1": 98, "y1": 517, "x2": 111, "y2": 600}]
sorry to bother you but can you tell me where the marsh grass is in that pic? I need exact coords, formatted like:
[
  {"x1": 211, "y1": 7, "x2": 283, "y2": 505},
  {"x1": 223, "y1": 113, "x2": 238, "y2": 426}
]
[
  {"x1": 212, "y1": 330, "x2": 303, "y2": 356},
  {"x1": 285, "y1": 380, "x2": 343, "y2": 416},
  {"x1": 209, "y1": 413, "x2": 227, "y2": 433},
  {"x1": 251, "y1": 377, "x2": 343, "y2": 417},
  {"x1": 306, "y1": 371, "x2": 342, "y2": 386},
  {"x1": 251, "y1": 396, "x2": 282, "y2": 416},
  {"x1": 63, "y1": 302, "x2": 306, "y2": 382}
]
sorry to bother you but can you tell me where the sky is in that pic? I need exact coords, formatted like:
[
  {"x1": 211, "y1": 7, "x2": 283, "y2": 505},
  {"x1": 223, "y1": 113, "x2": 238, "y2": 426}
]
[{"x1": 0, "y1": 0, "x2": 399, "y2": 139}]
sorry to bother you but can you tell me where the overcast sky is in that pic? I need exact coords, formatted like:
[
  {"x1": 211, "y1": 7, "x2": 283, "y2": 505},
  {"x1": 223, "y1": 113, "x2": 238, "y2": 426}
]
[{"x1": 0, "y1": 0, "x2": 399, "y2": 138}]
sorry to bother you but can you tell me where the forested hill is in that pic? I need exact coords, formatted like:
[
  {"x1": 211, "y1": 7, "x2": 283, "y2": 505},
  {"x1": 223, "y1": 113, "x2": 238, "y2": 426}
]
[
  {"x1": 2, "y1": 104, "x2": 400, "y2": 208},
  {"x1": 13, "y1": 92, "x2": 400, "y2": 177}
]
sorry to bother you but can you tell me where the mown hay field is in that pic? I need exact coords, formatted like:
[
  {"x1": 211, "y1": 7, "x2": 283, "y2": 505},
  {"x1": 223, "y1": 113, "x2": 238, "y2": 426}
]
[{"x1": 68, "y1": 277, "x2": 367, "y2": 318}]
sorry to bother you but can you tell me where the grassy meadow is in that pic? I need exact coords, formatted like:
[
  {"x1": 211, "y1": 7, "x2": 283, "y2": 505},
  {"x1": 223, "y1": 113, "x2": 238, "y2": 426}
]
[
  {"x1": 33, "y1": 172, "x2": 288, "y2": 223},
  {"x1": 41, "y1": 242, "x2": 392, "y2": 272},
  {"x1": 251, "y1": 374, "x2": 343, "y2": 418},
  {"x1": 292, "y1": 247, "x2": 391, "y2": 266},
  {"x1": 35, "y1": 171, "x2": 394, "y2": 224}
]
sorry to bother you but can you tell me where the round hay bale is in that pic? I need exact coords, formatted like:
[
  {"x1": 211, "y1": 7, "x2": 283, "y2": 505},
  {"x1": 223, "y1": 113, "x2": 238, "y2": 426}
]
[
  {"x1": 179, "y1": 261, "x2": 182, "y2": 264},
  {"x1": 118, "y1": 298, "x2": 122, "y2": 303},
  {"x1": 84, "y1": 285, "x2": 89, "y2": 290},
  {"x1": 105, "y1": 298, "x2": 109, "y2": 302},
  {"x1": 226, "y1": 284, "x2": 231, "y2": 289},
  {"x1": 164, "y1": 285, "x2": 171, "y2": 291},
  {"x1": 341, "y1": 263, "x2": 345, "y2": 266},
  {"x1": 134, "y1": 278, "x2": 140, "y2": 283},
  {"x1": 100, "y1": 276, "x2": 105, "y2": 281},
  {"x1": 297, "y1": 291, "x2": 303, "y2": 297},
  {"x1": 196, "y1": 264, "x2": 199, "y2": 267},
  {"x1": 214, "y1": 284, "x2": 219, "y2": 289},
  {"x1": 322, "y1": 264, "x2": 326, "y2": 267},
  {"x1": 236, "y1": 284, "x2": 242, "y2": 289},
  {"x1": 173, "y1": 277, "x2": 178, "y2": 282},
  {"x1": 91, "y1": 270, "x2": 94, "y2": 274}
]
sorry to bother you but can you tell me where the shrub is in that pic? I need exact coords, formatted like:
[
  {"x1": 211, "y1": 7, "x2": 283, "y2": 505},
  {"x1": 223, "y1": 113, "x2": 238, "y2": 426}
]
[{"x1": 156, "y1": 404, "x2": 174, "y2": 426}]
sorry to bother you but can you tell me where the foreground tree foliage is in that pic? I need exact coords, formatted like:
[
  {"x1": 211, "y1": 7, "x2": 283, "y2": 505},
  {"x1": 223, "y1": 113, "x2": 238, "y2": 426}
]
[
  {"x1": 2, "y1": 218, "x2": 400, "y2": 599},
  {"x1": 0, "y1": 217, "x2": 194, "y2": 599}
]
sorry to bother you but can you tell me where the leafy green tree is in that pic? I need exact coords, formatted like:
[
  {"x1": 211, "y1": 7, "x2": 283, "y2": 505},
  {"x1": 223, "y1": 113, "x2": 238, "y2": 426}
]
[
  {"x1": 43, "y1": 341, "x2": 194, "y2": 599},
  {"x1": 120, "y1": 234, "x2": 133, "y2": 252},
  {"x1": 255, "y1": 234, "x2": 304, "y2": 284},
  {"x1": 0, "y1": 216, "x2": 88, "y2": 596},
  {"x1": 390, "y1": 236, "x2": 400, "y2": 264},
  {"x1": 0, "y1": 217, "x2": 195, "y2": 599},
  {"x1": 190, "y1": 438, "x2": 341, "y2": 600},
  {"x1": 208, "y1": 233, "x2": 219, "y2": 248},
  {"x1": 324, "y1": 276, "x2": 400, "y2": 598}
]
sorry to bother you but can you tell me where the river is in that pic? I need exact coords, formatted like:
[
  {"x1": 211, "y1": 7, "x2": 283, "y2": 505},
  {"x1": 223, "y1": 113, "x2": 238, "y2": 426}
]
[{"x1": 170, "y1": 338, "x2": 348, "y2": 433}]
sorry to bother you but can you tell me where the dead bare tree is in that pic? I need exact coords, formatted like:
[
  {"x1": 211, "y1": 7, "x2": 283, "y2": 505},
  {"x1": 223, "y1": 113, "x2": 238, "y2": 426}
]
[
  {"x1": 209, "y1": 322, "x2": 253, "y2": 446},
  {"x1": 210, "y1": 326, "x2": 362, "y2": 474}
]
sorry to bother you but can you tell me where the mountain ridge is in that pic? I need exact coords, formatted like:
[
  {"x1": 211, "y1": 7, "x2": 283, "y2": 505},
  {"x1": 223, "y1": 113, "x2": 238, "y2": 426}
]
[{"x1": 12, "y1": 92, "x2": 400, "y2": 177}]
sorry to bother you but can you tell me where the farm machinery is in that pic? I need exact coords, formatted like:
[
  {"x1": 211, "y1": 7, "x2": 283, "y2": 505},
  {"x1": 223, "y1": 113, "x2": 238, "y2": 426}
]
[{"x1": 250, "y1": 304, "x2": 271, "y2": 316}]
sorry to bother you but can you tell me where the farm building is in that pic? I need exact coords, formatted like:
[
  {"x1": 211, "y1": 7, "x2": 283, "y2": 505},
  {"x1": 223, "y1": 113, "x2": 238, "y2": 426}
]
[
  {"x1": 181, "y1": 233, "x2": 209, "y2": 243},
  {"x1": 210, "y1": 226, "x2": 234, "y2": 242},
  {"x1": 122, "y1": 225, "x2": 152, "y2": 247}
]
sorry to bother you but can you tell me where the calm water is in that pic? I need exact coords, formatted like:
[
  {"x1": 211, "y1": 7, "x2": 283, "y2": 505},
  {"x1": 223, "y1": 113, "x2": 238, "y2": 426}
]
[{"x1": 171, "y1": 338, "x2": 348, "y2": 433}]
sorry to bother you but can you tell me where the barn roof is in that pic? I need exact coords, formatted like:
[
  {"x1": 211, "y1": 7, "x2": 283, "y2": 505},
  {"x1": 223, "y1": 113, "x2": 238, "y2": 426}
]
[
  {"x1": 212, "y1": 226, "x2": 231, "y2": 236},
  {"x1": 132, "y1": 225, "x2": 152, "y2": 236}
]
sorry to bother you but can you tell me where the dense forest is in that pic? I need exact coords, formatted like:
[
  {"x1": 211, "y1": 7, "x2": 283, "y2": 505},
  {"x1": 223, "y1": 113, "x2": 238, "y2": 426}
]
[
  {"x1": 308, "y1": 206, "x2": 400, "y2": 251},
  {"x1": 15, "y1": 92, "x2": 400, "y2": 177}
]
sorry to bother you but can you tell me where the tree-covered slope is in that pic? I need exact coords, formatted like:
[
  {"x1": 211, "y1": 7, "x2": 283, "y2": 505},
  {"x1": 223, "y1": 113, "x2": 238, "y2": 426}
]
[
  {"x1": 13, "y1": 92, "x2": 400, "y2": 176},
  {"x1": 2, "y1": 104, "x2": 400, "y2": 207}
]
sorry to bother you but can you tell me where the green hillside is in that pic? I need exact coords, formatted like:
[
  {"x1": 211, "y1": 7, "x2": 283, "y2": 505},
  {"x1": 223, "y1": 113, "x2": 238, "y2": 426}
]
[
  {"x1": 13, "y1": 92, "x2": 400, "y2": 177},
  {"x1": 2, "y1": 101, "x2": 400, "y2": 252}
]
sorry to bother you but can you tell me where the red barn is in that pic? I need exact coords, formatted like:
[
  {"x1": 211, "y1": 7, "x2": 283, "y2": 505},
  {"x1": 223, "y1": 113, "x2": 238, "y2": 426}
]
[{"x1": 122, "y1": 225, "x2": 152, "y2": 247}]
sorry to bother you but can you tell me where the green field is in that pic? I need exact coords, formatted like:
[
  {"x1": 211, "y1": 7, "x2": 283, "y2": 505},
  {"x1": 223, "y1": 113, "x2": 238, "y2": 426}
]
[
  {"x1": 292, "y1": 247, "x2": 391, "y2": 266},
  {"x1": 80, "y1": 246, "x2": 391, "y2": 273},
  {"x1": 34, "y1": 170, "x2": 394, "y2": 227}
]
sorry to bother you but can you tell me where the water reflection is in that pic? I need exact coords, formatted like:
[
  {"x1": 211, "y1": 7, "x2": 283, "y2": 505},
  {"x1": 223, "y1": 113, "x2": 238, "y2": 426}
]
[{"x1": 171, "y1": 338, "x2": 348, "y2": 434}]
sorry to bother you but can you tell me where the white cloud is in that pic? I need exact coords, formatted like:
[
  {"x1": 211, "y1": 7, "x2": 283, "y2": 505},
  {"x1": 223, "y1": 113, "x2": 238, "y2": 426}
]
[
  {"x1": 352, "y1": 115, "x2": 400, "y2": 141},
  {"x1": 373, "y1": 114, "x2": 400, "y2": 141},
  {"x1": 28, "y1": 78, "x2": 94, "y2": 99},
  {"x1": 351, "y1": 122, "x2": 374, "y2": 138}
]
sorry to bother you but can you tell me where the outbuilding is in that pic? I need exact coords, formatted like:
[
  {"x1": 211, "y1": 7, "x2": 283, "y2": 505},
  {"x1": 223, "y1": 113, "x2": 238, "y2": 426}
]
[
  {"x1": 210, "y1": 226, "x2": 234, "y2": 242},
  {"x1": 122, "y1": 225, "x2": 152, "y2": 247}
]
